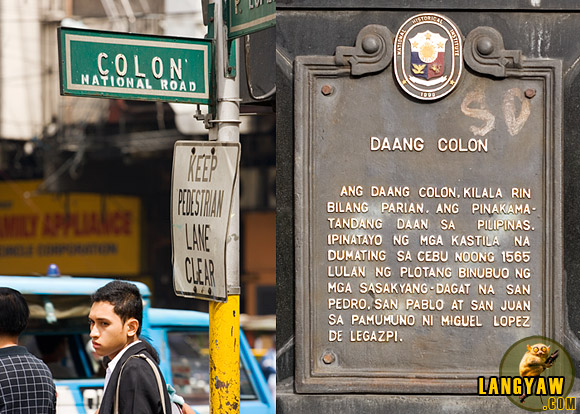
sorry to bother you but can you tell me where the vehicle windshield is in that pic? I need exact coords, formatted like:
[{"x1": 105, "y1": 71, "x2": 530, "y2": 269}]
[
  {"x1": 25, "y1": 294, "x2": 92, "y2": 332},
  {"x1": 20, "y1": 294, "x2": 103, "y2": 380},
  {"x1": 167, "y1": 331, "x2": 259, "y2": 405},
  {"x1": 20, "y1": 333, "x2": 103, "y2": 380}
]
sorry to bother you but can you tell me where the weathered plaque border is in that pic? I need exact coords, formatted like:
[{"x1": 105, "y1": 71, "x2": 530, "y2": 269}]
[{"x1": 294, "y1": 24, "x2": 563, "y2": 393}]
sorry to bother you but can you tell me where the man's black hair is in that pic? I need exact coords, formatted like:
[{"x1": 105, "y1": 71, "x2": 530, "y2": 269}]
[
  {"x1": 91, "y1": 281, "x2": 143, "y2": 336},
  {"x1": 0, "y1": 287, "x2": 29, "y2": 336}
]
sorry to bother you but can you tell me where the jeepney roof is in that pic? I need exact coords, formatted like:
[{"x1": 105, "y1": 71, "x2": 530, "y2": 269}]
[
  {"x1": 0, "y1": 275, "x2": 151, "y2": 297},
  {"x1": 148, "y1": 307, "x2": 209, "y2": 328}
]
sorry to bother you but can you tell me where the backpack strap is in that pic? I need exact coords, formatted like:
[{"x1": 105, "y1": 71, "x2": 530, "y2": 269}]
[{"x1": 114, "y1": 353, "x2": 168, "y2": 414}]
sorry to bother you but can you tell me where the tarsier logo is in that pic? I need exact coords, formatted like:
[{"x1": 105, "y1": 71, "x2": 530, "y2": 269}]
[
  {"x1": 478, "y1": 336, "x2": 576, "y2": 412},
  {"x1": 394, "y1": 13, "x2": 462, "y2": 100}
]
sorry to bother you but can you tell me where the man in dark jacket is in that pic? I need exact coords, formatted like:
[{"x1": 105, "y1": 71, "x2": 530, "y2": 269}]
[
  {"x1": 0, "y1": 287, "x2": 56, "y2": 413},
  {"x1": 89, "y1": 281, "x2": 172, "y2": 414}
]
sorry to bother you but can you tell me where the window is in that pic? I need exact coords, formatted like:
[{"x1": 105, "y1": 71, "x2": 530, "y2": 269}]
[
  {"x1": 19, "y1": 294, "x2": 104, "y2": 380},
  {"x1": 167, "y1": 331, "x2": 258, "y2": 405},
  {"x1": 20, "y1": 334, "x2": 103, "y2": 380}
]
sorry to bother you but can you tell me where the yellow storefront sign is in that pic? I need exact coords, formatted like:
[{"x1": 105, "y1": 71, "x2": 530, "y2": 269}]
[{"x1": 0, "y1": 180, "x2": 140, "y2": 275}]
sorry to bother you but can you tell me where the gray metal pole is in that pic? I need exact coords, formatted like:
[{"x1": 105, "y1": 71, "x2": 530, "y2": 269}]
[
  {"x1": 210, "y1": 0, "x2": 240, "y2": 293},
  {"x1": 208, "y1": 2, "x2": 241, "y2": 413}
]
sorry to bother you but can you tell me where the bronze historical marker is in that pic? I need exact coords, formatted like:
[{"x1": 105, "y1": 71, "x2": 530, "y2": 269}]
[{"x1": 294, "y1": 15, "x2": 562, "y2": 393}]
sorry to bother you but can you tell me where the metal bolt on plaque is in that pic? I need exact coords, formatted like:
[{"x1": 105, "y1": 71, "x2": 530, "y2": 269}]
[{"x1": 322, "y1": 351, "x2": 336, "y2": 365}]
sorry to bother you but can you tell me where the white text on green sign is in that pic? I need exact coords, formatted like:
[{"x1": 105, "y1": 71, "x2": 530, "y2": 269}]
[
  {"x1": 228, "y1": 0, "x2": 276, "y2": 39},
  {"x1": 59, "y1": 28, "x2": 212, "y2": 104}
]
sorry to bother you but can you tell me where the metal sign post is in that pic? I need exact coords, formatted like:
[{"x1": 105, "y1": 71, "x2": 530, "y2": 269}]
[{"x1": 209, "y1": 0, "x2": 241, "y2": 413}]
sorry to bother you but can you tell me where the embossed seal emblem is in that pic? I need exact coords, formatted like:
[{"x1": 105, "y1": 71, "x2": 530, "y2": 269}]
[{"x1": 394, "y1": 13, "x2": 463, "y2": 100}]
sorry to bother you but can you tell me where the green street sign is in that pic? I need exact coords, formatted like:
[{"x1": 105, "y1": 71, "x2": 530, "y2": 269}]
[
  {"x1": 58, "y1": 28, "x2": 213, "y2": 104},
  {"x1": 227, "y1": 0, "x2": 276, "y2": 39}
]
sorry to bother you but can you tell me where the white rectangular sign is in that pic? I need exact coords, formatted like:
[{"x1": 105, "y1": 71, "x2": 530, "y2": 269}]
[{"x1": 171, "y1": 141, "x2": 240, "y2": 302}]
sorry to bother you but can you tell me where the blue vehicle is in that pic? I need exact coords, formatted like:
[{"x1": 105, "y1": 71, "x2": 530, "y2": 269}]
[{"x1": 0, "y1": 275, "x2": 274, "y2": 414}]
